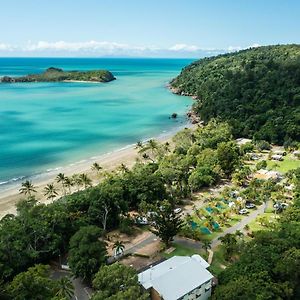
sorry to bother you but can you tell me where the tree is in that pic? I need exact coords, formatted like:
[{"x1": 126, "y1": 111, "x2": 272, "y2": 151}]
[
  {"x1": 113, "y1": 241, "x2": 125, "y2": 256},
  {"x1": 43, "y1": 183, "x2": 58, "y2": 200},
  {"x1": 218, "y1": 233, "x2": 238, "y2": 259},
  {"x1": 68, "y1": 226, "x2": 107, "y2": 282},
  {"x1": 79, "y1": 173, "x2": 92, "y2": 189},
  {"x1": 56, "y1": 173, "x2": 67, "y2": 196},
  {"x1": 7, "y1": 264, "x2": 56, "y2": 300},
  {"x1": 19, "y1": 180, "x2": 37, "y2": 197},
  {"x1": 71, "y1": 174, "x2": 82, "y2": 191},
  {"x1": 64, "y1": 176, "x2": 73, "y2": 194},
  {"x1": 149, "y1": 200, "x2": 184, "y2": 247},
  {"x1": 217, "y1": 141, "x2": 240, "y2": 176},
  {"x1": 91, "y1": 263, "x2": 147, "y2": 300},
  {"x1": 88, "y1": 180, "x2": 125, "y2": 231},
  {"x1": 91, "y1": 162, "x2": 102, "y2": 173},
  {"x1": 54, "y1": 276, "x2": 74, "y2": 300},
  {"x1": 202, "y1": 240, "x2": 212, "y2": 252}
]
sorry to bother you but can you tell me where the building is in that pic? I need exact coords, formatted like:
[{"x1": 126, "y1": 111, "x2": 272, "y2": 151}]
[
  {"x1": 138, "y1": 255, "x2": 214, "y2": 300},
  {"x1": 253, "y1": 169, "x2": 281, "y2": 181},
  {"x1": 236, "y1": 138, "x2": 252, "y2": 146}
]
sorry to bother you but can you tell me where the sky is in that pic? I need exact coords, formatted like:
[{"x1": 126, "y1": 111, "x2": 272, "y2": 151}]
[{"x1": 0, "y1": 0, "x2": 299, "y2": 57}]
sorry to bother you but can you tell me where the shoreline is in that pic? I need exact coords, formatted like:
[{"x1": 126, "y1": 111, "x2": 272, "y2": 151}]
[{"x1": 0, "y1": 122, "x2": 194, "y2": 219}]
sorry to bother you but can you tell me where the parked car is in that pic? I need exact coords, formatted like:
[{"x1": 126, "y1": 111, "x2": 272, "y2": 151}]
[
  {"x1": 174, "y1": 208, "x2": 182, "y2": 214},
  {"x1": 135, "y1": 216, "x2": 148, "y2": 225},
  {"x1": 245, "y1": 203, "x2": 256, "y2": 209},
  {"x1": 239, "y1": 209, "x2": 248, "y2": 215}
]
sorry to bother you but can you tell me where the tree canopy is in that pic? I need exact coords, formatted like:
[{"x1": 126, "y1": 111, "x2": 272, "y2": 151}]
[{"x1": 171, "y1": 45, "x2": 300, "y2": 144}]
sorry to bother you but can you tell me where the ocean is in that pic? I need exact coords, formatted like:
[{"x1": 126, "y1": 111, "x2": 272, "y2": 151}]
[{"x1": 0, "y1": 58, "x2": 194, "y2": 191}]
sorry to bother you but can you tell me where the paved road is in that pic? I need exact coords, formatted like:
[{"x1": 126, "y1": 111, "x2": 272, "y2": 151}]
[{"x1": 211, "y1": 203, "x2": 266, "y2": 248}]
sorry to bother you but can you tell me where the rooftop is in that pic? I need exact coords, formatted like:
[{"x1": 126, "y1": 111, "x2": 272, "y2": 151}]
[{"x1": 138, "y1": 255, "x2": 213, "y2": 300}]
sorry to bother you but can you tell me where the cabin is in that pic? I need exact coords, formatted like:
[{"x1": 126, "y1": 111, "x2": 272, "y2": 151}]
[{"x1": 138, "y1": 255, "x2": 214, "y2": 300}]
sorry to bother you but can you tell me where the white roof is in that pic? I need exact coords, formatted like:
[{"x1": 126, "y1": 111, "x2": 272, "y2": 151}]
[
  {"x1": 138, "y1": 255, "x2": 213, "y2": 300},
  {"x1": 236, "y1": 138, "x2": 252, "y2": 145}
]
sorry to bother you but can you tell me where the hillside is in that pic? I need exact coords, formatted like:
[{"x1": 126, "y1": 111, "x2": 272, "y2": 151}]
[
  {"x1": 171, "y1": 45, "x2": 300, "y2": 145},
  {"x1": 0, "y1": 67, "x2": 116, "y2": 83}
]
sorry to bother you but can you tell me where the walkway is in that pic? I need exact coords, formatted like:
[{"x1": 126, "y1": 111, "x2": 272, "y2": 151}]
[{"x1": 211, "y1": 203, "x2": 266, "y2": 248}]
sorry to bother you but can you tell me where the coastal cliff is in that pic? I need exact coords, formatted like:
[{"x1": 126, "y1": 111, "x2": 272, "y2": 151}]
[{"x1": 0, "y1": 67, "x2": 116, "y2": 83}]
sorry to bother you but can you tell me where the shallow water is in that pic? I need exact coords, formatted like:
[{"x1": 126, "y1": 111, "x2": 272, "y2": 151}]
[{"x1": 0, "y1": 58, "x2": 194, "y2": 189}]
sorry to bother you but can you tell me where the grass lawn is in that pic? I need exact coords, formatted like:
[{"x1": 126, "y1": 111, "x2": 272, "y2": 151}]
[
  {"x1": 267, "y1": 156, "x2": 300, "y2": 173},
  {"x1": 209, "y1": 245, "x2": 228, "y2": 276},
  {"x1": 163, "y1": 243, "x2": 207, "y2": 260},
  {"x1": 247, "y1": 212, "x2": 276, "y2": 232}
]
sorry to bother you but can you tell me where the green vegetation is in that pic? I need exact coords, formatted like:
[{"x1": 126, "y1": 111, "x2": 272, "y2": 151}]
[
  {"x1": 163, "y1": 243, "x2": 206, "y2": 259},
  {"x1": 1, "y1": 119, "x2": 299, "y2": 299},
  {"x1": 267, "y1": 155, "x2": 300, "y2": 172},
  {"x1": 91, "y1": 263, "x2": 147, "y2": 300},
  {"x1": 68, "y1": 226, "x2": 107, "y2": 282},
  {"x1": 171, "y1": 45, "x2": 300, "y2": 144},
  {"x1": 5, "y1": 264, "x2": 74, "y2": 300},
  {"x1": 0, "y1": 67, "x2": 115, "y2": 83}
]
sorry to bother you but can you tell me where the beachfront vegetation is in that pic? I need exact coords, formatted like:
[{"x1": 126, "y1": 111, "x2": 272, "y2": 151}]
[{"x1": 171, "y1": 45, "x2": 300, "y2": 145}]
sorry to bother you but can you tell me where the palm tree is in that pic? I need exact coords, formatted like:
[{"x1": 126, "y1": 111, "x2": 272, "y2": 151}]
[
  {"x1": 91, "y1": 162, "x2": 102, "y2": 173},
  {"x1": 113, "y1": 240, "x2": 125, "y2": 256},
  {"x1": 71, "y1": 174, "x2": 82, "y2": 192},
  {"x1": 202, "y1": 240, "x2": 212, "y2": 252},
  {"x1": 56, "y1": 173, "x2": 66, "y2": 196},
  {"x1": 43, "y1": 183, "x2": 58, "y2": 200},
  {"x1": 79, "y1": 173, "x2": 92, "y2": 189},
  {"x1": 118, "y1": 163, "x2": 129, "y2": 174},
  {"x1": 55, "y1": 276, "x2": 74, "y2": 300},
  {"x1": 64, "y1": 176, "x2": 73, "y2": 194},
  {"x1": 147, "y1": 139, "x2": 158, "y2": 156},
  {"x1": 19, "y1": 180, "x2": 37, "y2": 197},
  {"x1": 135, "y1": 140, "x2": 143, "y2": 150}
]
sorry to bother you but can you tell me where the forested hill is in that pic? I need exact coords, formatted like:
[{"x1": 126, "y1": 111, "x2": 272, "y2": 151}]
[{"x1": 171, "y1": 45, "x2": 300, "y2": 145}]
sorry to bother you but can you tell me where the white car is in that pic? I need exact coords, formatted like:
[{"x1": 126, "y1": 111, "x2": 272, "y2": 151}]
[
  {"x1": 174, "y1": 208, "x2": 182, "y2": 214},
  {"x1": 245, "y1": 203, "x2": 256, "y2": 209},
  {"x1": 135, "y1": 216, "x2": 148, "y2": 225},
  {"x1": 239, "y1": 209, "x2": 248, "y2": 215}
]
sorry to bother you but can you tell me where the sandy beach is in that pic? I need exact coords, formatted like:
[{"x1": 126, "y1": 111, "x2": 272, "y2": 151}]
[
  {"x1": 0, "y1": 125, "x2": 194, "y2": 219},
  {"x1": 0, "y1": 144, "x2": 140, "y2": 218}
]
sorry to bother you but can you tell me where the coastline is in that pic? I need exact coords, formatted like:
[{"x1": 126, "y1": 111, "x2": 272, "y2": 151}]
[{"x1": 0, "y1": 122, "x2": 194, "y2": 219}]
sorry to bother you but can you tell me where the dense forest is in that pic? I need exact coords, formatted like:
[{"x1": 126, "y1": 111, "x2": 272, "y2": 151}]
[{"x1": 171, "y1": 45, "x2": 300, "y2": 145}]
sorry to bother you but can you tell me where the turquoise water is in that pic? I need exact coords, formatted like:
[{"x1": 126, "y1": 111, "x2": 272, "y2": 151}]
[{"x1": 0, "y1": 58, "x2": 194, "y2": 189}]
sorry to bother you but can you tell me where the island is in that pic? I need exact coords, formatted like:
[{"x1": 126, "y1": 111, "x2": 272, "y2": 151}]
[{"x1": 0, "y1": 67, "x2": 116, "y2": 83}]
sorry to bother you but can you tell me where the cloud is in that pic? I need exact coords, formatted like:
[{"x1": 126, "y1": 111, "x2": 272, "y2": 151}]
[
  {"x1": 0, "y1": 40, "x2": 262, "y2": 56},
  {"x1": 169, "y1": 43, "x2": 200, "y2": 52},
  {"x1": 0, "y1": 43, "x2": 13, "y2": 51}
]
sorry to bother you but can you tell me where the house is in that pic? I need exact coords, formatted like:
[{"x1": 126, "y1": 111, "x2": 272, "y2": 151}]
[
  {"x1": 253, "y1": 169, "x2": 281, "y2": 181},
  {"x1": 271, "y1": 154, "x2": 283, "y2": 161},
  {"x1": 138, "y1": 255, "x2": 214, "y2": 300},
  {"x1": 236, "y1": 138, "x2": 252, "y2": 146}
]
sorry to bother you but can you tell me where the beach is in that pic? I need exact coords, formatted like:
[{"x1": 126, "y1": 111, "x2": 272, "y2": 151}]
[
  {"x1": 0, "y1": 125, "x2": 195, "y2": 219},
  {"x1": 0, "y1": 143, "x2": 139, "y2": 218}
]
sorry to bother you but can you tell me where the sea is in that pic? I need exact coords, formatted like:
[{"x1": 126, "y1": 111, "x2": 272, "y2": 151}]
[{"x1": 0, "y1": 58, "x2": 194, "y2": 192}]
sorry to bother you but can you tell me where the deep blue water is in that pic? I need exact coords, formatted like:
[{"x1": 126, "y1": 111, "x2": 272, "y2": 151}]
[{"x1": 0, "y1": 58, "x2": 194, "y2": 189}]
